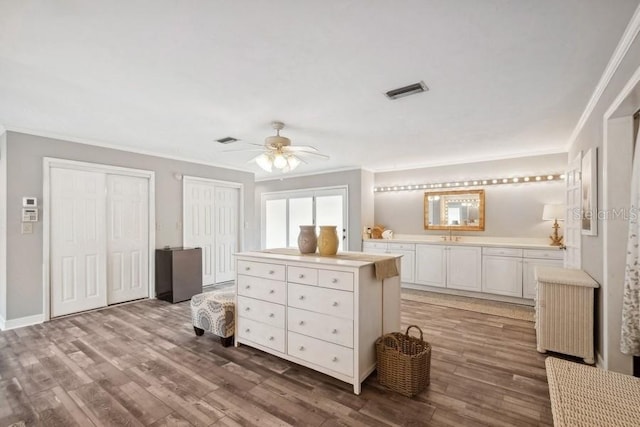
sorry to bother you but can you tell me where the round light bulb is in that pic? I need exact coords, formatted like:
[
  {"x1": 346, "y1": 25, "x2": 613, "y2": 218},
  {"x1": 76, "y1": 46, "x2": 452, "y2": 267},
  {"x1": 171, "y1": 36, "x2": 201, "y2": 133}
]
[{"x1": 273, "y1": 154, "x2": 287, "y2": 169}]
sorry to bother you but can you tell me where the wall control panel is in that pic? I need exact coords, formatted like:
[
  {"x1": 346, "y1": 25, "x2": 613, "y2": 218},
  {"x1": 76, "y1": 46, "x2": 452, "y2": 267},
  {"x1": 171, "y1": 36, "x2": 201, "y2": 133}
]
[{"x1": 22, "y1": 208, "x2": 38, "y2": 222}]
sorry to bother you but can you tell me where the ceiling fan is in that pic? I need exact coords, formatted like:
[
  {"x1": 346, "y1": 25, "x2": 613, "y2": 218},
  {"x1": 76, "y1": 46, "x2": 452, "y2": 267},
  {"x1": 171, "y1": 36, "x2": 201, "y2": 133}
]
[{"x1": 230, "y1": 121, "x2": 329, "y2": 173}]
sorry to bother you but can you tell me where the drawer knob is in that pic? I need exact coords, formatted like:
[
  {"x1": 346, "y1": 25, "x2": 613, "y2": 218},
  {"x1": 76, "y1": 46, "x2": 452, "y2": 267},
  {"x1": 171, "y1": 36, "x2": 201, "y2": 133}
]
[
  {"x1": 269, "y1": 270, "x2": 275, "y2": 275},
  {"x1": 299, "y1": 320, "x2": 305, "y2": 326},
  {"x1": 299, "y1": 274, "x2": 305, "y2": 279},
  {"x1": 299, "y1": 295, "x2": 305, "y2": 300},
  {"x1": 299, "y1": 346, "x2": 305, "y2": 351},
  {"x1": 332, "y1": 329, "x2": 338, "y2": 334},
  {"x1": 332, "y1": 356, "x2": 338, "y2": 362},
  {"x1": 245, "y1": 285, "x2": 251, "y2": 289},
  {"x1": 245, "y1": 267, "x2": 250, "y2": 271},
  {"x1": 269, "y1": 336, "x2": 274, "y2": 341},
  {"x1": 269, "y1": 289, "x2": 275, "y2": 294},
  {"x1": 332, "y1": 278, "x2": 338, "y2": 284},
  {"x1": 244, "y1": 307, "x2": 250, "y2": 311},
  {"x1": 332, "y1": 301, "x2": 339, "y2": 307},
  {"x1": 269, "y1": 313, "x2": 275, "y2": 318},
  {"x1": 245, "y1": 328, "x2": 250, "y2": 333}
]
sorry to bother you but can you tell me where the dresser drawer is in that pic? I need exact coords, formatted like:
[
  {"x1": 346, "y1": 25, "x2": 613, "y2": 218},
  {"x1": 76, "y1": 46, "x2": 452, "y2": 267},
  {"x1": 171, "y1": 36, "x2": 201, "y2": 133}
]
[
  {"x1": 387, "y1": 242, "x2": 415, "y2": 251},
  {"x1": 318, "y1": 270, "x2": 354, "y2": 291},
  {"x1": 287, "y1": 266, "x2": 318, "y2": 286},
  {"x1": 288, "y1": 332, "x2": 353, "y2": 377},
  {"x1": 523, "y1": 249, "x2": 564, "y2": 260},
  {"x1": 483, "y1": 247, "x2": 523, "y2": 257},
  {"x1": 237, "y1": 296, "x2": 285, "y2": 328},
  {"x1": 363, "y1": 241, "x2": 387, "y2": 251},
  {"x1": 237, "y1": 317, "x2": 285, "y2": 353},
  {"x1": 288, "y1": 283, "x2": 353, "y2": 319},
  {"x1": 237, "y1": 275, "x2": 286, "y2": 304},
  {"x1": 237, "y1": 260, "x2": 285, "y2": 281},
  {"x1": 288, "y1": 307, "x2": 354, "y2": 348}
]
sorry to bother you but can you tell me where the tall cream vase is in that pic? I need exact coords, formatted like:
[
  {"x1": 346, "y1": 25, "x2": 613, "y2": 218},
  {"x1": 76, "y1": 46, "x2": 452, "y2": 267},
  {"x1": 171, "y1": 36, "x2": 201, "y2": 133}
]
[{"x1": 317, "y1": 225, "x2": 339, "y2": 255}]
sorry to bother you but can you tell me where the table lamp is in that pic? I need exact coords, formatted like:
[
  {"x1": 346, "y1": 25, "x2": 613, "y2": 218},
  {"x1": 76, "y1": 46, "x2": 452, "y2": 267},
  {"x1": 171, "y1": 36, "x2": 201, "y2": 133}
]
[{"x1": 542, "y1": 204, "x2": 565, "y2": 246}]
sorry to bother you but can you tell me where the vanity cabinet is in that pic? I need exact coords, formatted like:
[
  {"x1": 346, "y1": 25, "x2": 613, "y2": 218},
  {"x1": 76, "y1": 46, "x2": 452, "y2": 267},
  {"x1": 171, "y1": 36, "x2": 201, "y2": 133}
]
[
  {"x1": 415, "y1": 244, "x2": 481, "y2": 291},
  {"x1": 522, "y1": 250, "x2": 564, "y2": 299},
  {"x1": 362, "y1": 241, "x2": 415, "y2": 284},
  {"x1": 481, "y1": 248, "x2": 524, "y2": 297},
  {"x1": 482, "y1": 247, "x2": 564, "y2": 298}
]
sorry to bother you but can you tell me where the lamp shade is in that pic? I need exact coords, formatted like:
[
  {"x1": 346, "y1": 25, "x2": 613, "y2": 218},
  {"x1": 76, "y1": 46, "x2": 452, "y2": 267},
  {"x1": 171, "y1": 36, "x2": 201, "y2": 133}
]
[{"x1": 542, "y1": 204, "x2": 565, "y2": 221}]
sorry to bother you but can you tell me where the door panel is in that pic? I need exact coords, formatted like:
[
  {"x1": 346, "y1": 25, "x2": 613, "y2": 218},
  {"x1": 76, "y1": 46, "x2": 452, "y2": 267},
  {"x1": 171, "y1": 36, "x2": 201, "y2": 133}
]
[
  {"x1": 184, "y1": 180, "x2": 215, "y2": 285},
  {"x1": 565, "y1": 153, "x2": 581, "y2": 268},
  {"x1": 51, "y1": 168, "x2": 107, "y2": 317},
  {"x1": 447, "y1": 246, "x2": 482, "y2": 292},
  {"x1": 415, "y1": 244, "x2": 446, "y2": 287},
  {"x1": 215, "y1": 186, "x2": 239, "y2": 283},
  {"x1": 106, "y1": 175, "x2": 149, "y2": 304}
]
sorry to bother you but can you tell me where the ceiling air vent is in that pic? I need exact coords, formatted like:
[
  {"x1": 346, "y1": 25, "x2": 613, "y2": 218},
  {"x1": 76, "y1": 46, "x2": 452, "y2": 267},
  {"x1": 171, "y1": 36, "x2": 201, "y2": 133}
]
[
  {"x1": 385, "y1": 81, "x2": 428, "y2": 100},
  {"x1": 215, "y1": 136, "x2": 239, "y2": 144}
]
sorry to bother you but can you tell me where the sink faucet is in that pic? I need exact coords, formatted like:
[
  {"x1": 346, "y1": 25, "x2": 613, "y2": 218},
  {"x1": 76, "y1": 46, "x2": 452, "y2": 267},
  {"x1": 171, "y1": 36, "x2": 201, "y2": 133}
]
[{"x1": 449, "y1": 227, "x2": 452, "y2": 241}]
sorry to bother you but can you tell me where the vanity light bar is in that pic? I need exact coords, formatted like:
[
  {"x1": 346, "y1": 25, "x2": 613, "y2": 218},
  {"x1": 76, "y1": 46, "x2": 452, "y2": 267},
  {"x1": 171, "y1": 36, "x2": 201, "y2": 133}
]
[{"x1": 373, "y1": 173, "x2": 565, "y2": 193}]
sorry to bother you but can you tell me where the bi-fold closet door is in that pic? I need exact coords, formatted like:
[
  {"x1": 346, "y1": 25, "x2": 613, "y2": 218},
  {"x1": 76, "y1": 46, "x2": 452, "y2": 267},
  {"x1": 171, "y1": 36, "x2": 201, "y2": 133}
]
[
  {"x1": 183, "y1": 178, "x2": 239, "y2": 286},
  {"x1": 50, "y1": 168, "x2": 149, "y2": 317}
]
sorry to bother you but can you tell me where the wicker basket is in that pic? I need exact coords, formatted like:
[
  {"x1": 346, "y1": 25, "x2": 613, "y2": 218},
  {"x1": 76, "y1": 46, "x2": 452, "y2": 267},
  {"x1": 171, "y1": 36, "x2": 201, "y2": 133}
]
[{"x1": 375, "y1": 325, "x2": 431, "y2": 397}]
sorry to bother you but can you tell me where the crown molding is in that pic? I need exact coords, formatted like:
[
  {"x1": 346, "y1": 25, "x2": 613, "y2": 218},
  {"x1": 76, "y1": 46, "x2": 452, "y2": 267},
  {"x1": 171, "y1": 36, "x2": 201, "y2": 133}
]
[
  {"x1": 5, "y1": 126, "x2": 256, "y2": 175},
  {"x1": 369, "y1": 148, "x2": 568, "y2": 174},
  {"x1": 567, "y1": 3, "x2": 640, "y2": 149}
]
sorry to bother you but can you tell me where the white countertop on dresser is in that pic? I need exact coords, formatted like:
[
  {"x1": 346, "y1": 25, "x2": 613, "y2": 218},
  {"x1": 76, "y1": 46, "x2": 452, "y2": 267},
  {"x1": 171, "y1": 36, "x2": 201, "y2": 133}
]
[
  {"x1": 363, "y1": 234, "x2": 562, "y2": 250},
  {"x1": 235, "y1": 250, "x2": 402, "y2": 267}
]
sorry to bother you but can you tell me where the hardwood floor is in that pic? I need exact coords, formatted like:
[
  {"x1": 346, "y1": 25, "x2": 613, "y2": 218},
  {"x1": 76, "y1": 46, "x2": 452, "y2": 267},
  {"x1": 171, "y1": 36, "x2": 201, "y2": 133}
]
[{"x1": 0, "y1": 297, "x2": 553, "y2": 426}]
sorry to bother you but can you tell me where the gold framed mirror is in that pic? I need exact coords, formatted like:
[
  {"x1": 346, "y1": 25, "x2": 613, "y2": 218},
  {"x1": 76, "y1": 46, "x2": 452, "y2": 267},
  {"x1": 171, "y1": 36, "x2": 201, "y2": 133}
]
[{"x1": 424, "y1": 189, "x2": 485, "y2": 231}]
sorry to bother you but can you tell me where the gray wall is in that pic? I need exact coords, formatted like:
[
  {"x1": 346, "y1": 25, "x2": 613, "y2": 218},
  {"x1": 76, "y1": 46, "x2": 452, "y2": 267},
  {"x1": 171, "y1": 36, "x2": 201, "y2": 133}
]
[
  {"x1": 254, "y1": 169, "x2": 370, "y2": 252},
  {"x1": 5, "y1": 131, "x2": 254, "y2": 321},
  {"x1": 374, "y1": 153, "x2": 567, "y2": 237},
  {"x1": 568, "y1": 30, "x2": 640, "y2": 373},
  {"x1": 0, "y1": 131, "x2": 6, "y2": 322}
]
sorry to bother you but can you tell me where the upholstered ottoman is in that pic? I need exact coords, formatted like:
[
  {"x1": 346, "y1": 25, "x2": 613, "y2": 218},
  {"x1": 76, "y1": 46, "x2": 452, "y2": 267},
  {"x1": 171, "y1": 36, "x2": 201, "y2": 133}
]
[{"x1": 190, "y1": 290, "x2": 235, "y2": 347}]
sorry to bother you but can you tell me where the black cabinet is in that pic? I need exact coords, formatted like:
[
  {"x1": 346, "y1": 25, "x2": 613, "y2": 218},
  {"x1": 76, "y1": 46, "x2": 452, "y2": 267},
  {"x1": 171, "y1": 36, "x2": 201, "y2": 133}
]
[{"x1": 155, "y1": 247, "x2": 202, "y2": 303}]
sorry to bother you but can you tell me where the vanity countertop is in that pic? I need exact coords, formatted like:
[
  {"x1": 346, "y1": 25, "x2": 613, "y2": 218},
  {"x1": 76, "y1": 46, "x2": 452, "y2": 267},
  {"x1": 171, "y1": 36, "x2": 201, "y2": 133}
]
[{"x1": 363, "y1": 235, "x2": 561, "y2": 250}]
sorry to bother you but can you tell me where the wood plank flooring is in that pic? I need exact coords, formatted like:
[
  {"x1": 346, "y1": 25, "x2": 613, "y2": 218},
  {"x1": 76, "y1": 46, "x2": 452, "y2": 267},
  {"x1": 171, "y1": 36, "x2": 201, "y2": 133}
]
[{"x1": 0, "y1": 297, "x2": 553, "y2": 426}]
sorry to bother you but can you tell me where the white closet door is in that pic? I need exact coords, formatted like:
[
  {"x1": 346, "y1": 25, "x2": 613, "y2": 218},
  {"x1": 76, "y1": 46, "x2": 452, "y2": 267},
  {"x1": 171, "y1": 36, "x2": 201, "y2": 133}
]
[
  {"x1": 184, "y1": 179, "x2": 215, "y2": 285},
  {"x1": 106, "y1": 175, "x2": 149, "y2": 304},
  {"x1": 51, "y1": 168, "x2": 107, "y2": 317},
  {"x1": 214, "y1": 186, "x2": 239, "y2": 283}
]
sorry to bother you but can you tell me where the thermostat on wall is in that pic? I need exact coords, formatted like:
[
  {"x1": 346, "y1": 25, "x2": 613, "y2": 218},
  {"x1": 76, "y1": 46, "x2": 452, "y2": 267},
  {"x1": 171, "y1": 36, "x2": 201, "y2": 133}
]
[{"x1": 22, "y1": 197, "x2": 37, "y2": 207}]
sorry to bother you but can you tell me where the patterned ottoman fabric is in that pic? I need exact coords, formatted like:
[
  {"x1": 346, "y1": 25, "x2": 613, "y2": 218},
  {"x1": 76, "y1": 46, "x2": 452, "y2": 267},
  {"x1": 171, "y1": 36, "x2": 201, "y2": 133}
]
[{"x1": 190, "y1": 290, "x2": 235, "y2": 338}]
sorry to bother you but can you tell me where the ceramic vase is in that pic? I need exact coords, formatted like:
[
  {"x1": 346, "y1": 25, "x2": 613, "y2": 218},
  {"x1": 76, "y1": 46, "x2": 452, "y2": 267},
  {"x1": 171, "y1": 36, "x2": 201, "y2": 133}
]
[
  {"x1": 297, "y1": 225, "x2": 317, "y2": 254},
  {"x1": 317, "y1": 225, "x2": 339, "y2": 256}
]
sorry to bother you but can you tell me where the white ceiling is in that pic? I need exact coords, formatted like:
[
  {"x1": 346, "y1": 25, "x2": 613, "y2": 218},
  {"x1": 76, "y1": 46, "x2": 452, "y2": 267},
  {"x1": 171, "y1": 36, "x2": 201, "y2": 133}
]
[{"x1": 0, "y1": 1, "x2": 638, "y2": 178}]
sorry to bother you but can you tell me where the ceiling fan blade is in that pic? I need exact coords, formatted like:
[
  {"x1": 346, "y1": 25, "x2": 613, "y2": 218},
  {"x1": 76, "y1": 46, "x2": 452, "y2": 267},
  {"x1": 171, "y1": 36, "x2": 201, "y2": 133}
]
[
  {"x1": 286, "y1": 145, "x2": 319, "y2": 153},
  {"x1": 221, "y1": 148, "x2": 265, "y2": 153},
  {"x1": 290, "y1": 151, "x2": 329, "y2": 160}
]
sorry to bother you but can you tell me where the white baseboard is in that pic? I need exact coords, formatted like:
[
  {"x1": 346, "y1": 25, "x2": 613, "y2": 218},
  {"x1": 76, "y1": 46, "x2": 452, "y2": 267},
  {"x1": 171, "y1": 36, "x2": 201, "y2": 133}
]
[{"x1": 0, "y1": 313, "x2": 44, "y2": 331}]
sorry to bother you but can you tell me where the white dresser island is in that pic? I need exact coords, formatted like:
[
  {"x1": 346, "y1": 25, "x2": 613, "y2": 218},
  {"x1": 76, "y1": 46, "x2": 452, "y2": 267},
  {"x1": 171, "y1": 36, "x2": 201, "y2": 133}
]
[{"x1": 234, "y1": 250, "x2": 402, "y2": 394}]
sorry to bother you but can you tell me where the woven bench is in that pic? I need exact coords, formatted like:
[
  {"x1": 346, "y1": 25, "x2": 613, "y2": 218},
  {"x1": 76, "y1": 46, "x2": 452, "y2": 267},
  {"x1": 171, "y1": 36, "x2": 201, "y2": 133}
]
[
  {"x1": 545, "y1": 357, "x2": 640, "y2": 426},
  {"x1": 190, "y1": 289, "x2": 235, "y2": 347}
]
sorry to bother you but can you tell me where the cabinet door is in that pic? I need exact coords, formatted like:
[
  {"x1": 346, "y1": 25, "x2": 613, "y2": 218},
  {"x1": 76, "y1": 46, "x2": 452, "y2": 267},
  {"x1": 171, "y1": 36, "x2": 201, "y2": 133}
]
[
  {"x1": 398, "y1": 250, "x2": 415, "y2": 284},
  {"x1": 415, "y1": 245, "x2": 446, "y2": 288},
  {"x1": 446, "y1": 246, "x2": 482, "y2": 292},
  {"x1": 482, "y1": 255, "x2": 523, "y2": 297},
  {"x1": 522, "y1": 258, "x2": 563, "y2": 299}
]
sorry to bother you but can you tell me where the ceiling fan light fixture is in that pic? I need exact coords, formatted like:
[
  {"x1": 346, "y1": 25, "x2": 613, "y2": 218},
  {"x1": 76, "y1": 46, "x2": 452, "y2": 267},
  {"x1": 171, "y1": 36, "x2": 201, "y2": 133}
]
[
  {"x1": 287, "y1": 155, "x2": 301, "y2": 171},
  {"x1": 273, "y1": 153, "x2": 288, "y2": 169},
  {"x1": 256, "y1": 153, "x2": 273, "y2": 172}
]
